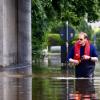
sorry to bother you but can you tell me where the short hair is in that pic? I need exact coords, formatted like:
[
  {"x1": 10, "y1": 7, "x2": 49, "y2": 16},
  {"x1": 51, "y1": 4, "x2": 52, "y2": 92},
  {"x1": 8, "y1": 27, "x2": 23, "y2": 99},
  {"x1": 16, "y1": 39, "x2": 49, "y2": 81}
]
[{"x1": 79, "y1": 32, "x2": 88, "y2": 39}]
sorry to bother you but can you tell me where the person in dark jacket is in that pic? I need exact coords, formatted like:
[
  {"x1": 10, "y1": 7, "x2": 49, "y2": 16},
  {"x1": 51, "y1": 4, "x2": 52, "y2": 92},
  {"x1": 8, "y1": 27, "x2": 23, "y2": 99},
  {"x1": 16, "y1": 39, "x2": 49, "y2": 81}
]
[{"x1": 68, "y1": 32, "x2": 98, "y2": 78}]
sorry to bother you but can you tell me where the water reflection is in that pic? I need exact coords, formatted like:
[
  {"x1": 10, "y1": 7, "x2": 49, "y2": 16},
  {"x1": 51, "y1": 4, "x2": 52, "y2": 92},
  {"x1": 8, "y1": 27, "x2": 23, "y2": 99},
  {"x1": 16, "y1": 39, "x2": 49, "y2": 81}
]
[
  {"x1": 61, "y1": 65, "x2": 75, "y2": 77},
  {"x1": 0, "y1": 66, "x2": 32, "y2": 100},
  {"x1": 32, "y1": 60, "x2": 100, "y2": 100},
  {"x1": 32, "y1": 77, "x2": 100, "y2": 100},
  {"x1": 0, "y1": 58, "x2": 100, "y2": 99},
  {"x1": 69, "y1": 79, "x2": 96, "y2": 99},
  {"x1": 0, "y1": 76, "x2": 32, "y2": 100},
  {"x1": 32, "y1": 78, "x2": 66, "y2": 100}
]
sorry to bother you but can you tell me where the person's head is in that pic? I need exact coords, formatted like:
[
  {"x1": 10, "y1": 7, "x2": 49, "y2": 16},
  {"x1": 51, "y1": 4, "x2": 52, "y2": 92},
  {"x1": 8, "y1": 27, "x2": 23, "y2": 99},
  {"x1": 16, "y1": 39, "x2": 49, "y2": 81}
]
[{"x1": 78, "y1": 32, "x2": 88, "y2": 46}]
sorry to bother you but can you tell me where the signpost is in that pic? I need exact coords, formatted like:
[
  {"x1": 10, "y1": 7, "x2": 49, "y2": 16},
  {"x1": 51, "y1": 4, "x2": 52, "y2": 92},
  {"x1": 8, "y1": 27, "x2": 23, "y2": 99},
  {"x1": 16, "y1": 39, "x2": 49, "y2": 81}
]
[
  {"x1": 66, "y1": 21, "x2": 69, "y2": 100},
  {"x1": 66, "y1": 21, "x2": 69, "y2": 59}
]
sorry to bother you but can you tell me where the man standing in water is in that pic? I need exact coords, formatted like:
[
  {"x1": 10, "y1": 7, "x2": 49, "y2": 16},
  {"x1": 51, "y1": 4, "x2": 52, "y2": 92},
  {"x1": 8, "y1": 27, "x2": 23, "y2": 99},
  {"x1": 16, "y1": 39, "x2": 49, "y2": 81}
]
[{"x1": 68, "y1": 32, "x2": 98, "y2": 78}]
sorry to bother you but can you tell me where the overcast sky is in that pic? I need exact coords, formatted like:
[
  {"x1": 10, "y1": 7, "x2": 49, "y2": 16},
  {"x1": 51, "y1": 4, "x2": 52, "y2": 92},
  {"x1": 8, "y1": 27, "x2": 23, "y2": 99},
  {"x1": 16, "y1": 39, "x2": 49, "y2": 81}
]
[{"x1": 88, "y1": 21, "x2": 100, "y2": 28}]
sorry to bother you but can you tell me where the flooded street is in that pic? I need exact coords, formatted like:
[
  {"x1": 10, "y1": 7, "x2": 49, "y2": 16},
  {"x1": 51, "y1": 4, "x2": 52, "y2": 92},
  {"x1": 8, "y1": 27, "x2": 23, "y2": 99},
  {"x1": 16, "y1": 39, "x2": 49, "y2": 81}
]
[
  {"x1": 0, "y1": 65, "x2": 32, "y2": 100},
  {"x1": 33, "y1": 78, "x2": 100, "y2": 100},
  {"x1": 0, "y1": 56, "x2": 100, "y2": 99},
  {"x1": 32, "y1": 55, "x2": 100, "y2": 100}
]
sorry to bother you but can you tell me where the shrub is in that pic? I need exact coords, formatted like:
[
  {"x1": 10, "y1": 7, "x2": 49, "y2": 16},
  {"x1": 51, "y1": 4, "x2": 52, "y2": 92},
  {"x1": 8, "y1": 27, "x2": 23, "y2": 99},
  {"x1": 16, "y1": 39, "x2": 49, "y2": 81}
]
[{"x1": 48, "y1": 33, "x2": 64, "y2": 46}]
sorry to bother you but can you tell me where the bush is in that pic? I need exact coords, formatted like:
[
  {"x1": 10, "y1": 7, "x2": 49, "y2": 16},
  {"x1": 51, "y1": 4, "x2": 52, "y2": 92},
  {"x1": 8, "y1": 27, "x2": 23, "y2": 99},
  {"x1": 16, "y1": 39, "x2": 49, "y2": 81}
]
[
  {"x1": 48, "y1": 33, "x2": 64, "y2": 46},
  {"x1": 96, "y1": 32, "x2": 100, "y2": 51}
]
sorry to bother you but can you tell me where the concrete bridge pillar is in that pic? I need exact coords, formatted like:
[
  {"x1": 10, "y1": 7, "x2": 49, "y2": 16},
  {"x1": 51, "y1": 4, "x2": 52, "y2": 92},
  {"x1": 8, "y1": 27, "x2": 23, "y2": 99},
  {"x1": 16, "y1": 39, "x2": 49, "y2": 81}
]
[{"x1": 0, "y1": 0, "x2": 31, "y2": 67}]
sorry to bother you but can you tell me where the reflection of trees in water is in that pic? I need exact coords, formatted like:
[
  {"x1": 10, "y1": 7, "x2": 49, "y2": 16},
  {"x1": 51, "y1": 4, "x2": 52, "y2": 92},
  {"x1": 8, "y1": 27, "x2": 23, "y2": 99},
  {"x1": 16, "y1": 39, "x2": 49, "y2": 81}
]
[
  {"x1": 61, "y1": 65, "x2": 75, "y2": 77},
  {"x1": 32, "y1": 78, "x2": 67, "y2": 100},
  {"x1": 32, "y1": 77, "x2": 100, "y2": 100}
]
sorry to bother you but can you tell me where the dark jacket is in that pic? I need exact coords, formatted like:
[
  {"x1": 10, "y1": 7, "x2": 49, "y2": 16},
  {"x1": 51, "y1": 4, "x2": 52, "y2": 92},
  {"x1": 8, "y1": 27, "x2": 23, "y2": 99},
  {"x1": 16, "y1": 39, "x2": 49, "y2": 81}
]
[{"x1": 68, "y1": 44, "x2": 98, "y2": 77}]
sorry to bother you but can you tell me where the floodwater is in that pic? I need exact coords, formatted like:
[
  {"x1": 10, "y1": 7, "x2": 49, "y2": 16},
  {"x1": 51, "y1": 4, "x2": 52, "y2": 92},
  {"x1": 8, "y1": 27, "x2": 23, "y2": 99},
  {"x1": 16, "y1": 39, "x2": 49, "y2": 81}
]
[
  {"x1": 32, "y1": 55, "x2": 100, "y2": 100},
  {"x1": 0, "y1": 64, "x2": 32, "y2": 100},
  {"x1": 0, "y1": 56, "x2": 100, "y2": 100}
]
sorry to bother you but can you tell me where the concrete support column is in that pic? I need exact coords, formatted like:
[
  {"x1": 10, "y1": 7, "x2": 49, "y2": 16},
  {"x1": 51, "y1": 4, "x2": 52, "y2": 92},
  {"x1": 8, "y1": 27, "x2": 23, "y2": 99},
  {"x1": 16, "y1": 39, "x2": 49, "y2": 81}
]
[
  {"x1": 0, "y1": 0, "x2": 31, "y2": 67},
  {"x1": 0, "y1": 0, "x2": 3, "y2": 66},
  {"x1": 18, "y1": 0, "x2": 32, "y2": 65},
  {"x1": 0, "y1": 0, "x2": 17, "y2": 66}
]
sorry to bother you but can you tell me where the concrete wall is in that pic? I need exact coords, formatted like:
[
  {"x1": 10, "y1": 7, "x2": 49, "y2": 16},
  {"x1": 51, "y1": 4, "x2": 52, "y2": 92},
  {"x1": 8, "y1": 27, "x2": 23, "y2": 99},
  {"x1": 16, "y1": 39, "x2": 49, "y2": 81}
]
[{"x1": 0, "y1": 0, "x2": 31, "y2": 67}]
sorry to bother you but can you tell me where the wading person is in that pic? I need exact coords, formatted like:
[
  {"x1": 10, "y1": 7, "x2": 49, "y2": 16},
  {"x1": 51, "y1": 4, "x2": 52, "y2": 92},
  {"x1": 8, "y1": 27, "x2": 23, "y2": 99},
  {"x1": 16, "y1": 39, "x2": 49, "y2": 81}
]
[{"x1": 68, "y1": 32, "x2": 98, "y2": 78}]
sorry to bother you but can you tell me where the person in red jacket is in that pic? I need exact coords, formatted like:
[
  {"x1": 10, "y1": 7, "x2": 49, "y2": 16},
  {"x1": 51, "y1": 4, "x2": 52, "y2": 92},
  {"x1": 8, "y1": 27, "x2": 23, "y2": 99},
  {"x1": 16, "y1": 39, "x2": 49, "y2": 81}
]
[{"x1": 68, "y1": 32, "x2": 98, "y2": 77}]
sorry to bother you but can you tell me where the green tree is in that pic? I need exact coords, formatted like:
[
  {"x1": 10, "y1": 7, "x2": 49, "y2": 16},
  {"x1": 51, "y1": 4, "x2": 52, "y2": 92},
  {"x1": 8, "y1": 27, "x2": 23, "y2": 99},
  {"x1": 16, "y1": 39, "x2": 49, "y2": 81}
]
[
  {"x1": 77, "y1": 19, "x2": 93, "y2": 40},
  {"x1": 95, "y1": 30, "x2": 100, "y2": 51},
  {"x1": 32, "y1": 0, "x2": 100, "y2": 59}
]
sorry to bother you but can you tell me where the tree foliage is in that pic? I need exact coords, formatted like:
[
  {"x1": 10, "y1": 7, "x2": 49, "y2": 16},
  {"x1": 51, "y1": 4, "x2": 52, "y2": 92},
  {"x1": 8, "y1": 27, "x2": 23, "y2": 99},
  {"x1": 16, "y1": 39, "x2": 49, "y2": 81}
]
[
  {"x1": 32, "y1": 0, "x2": 100, "y2": 56},
  {"x1": 95, "y1": 30, "x2": 100, "y2": 52},
  {"x1": 32, "y1": 0, "x2": 100, "y2": 24},
  {"x1": 77, "y1": 19, "x2": 93, "y2": 40}
]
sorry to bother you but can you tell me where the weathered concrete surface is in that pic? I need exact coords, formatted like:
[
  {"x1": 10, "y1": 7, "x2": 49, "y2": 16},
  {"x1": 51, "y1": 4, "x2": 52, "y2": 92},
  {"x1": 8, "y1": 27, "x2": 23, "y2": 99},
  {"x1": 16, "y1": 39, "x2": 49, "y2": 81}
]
[
  {"x1": 0, "y1": 0, "x2": 31, "y2": 67},
  {"x1": 0, "y1": 0, "x2": 3, "y2": 66},
  {"x1": 3, "y1": 0, "x2": 17, "y2": 66},
  {"x1": 0, "y1": 71, "x2": 32, "y2": 100},
  {"x1": 18, "y1": 0, "x2": 32, "y2": 65}
]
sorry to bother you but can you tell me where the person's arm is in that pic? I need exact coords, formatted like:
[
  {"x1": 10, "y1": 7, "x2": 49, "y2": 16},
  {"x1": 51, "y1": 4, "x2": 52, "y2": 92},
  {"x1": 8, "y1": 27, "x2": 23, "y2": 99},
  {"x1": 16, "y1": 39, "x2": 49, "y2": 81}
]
[
  {"x1": 90, "y1": 57, "x2": 98, "y2": 62},
  {"x1": 69, "y1": 58, "x2": 79, "y2": 64},
  {"x1": 91, "y1": 45, "x2": 98, "y2": 62},
  {"x1": 82, "y1": 55, "x2": 98, "y2": 62},
  {"x1": 68, "y1": 46, "x2": 79, "y2": 64}
]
